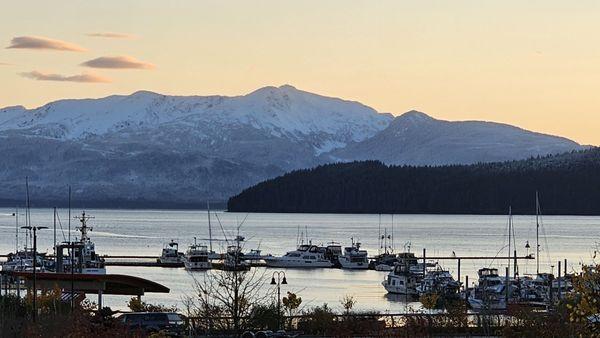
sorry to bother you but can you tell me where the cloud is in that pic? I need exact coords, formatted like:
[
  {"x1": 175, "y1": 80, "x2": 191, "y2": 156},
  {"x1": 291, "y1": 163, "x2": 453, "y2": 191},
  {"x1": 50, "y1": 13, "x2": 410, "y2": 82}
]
[
  {"x1": 80, "y1": 55, "x2": 155, "y2": 69},
  {"x1": 0, "y1": 62, "x2": 13, "y2": 66},
  {"x1": 20, "y1": 70, "x2": 110, "y2": 83},
  {"x1": 87, "y1": 32, "x2": 137, "y2": 39},
  {"x1": 7, "y1": 36, "x2": 86, "y2": 52}
]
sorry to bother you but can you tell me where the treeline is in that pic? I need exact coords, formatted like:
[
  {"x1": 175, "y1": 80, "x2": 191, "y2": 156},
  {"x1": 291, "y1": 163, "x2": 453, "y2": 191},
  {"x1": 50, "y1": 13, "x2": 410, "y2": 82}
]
[{"x1": 227, "y1": 148, "x2": 600, "y2": 215}]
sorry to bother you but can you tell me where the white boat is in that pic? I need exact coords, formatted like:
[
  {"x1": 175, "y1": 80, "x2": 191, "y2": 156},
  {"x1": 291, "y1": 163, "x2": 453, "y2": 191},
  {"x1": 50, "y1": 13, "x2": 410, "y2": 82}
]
[
  {"x1": 76, "y1": 212, "x2": 106, "y2": 274},
  {"x1": 264, "y1": 244, "x2": 334, "y2": 268},
  {"x1": 338, "y1": 240, "x2": 368, "y2": 270},
  {"x1": 375, "y1": 264, "x2": 394, "y2": 271},
  {"x1": 382, "y1": 262, "x2": 420, "y2": 296},
  {"x1": 223, "y1": 244, "x2": 251, "y2": 271},
  {"x1": 157, "y1": 240, "x2": 184, "y2": 266},
  {"x1": 467, "y1": 268, "x2": 508, "y2": 311},
  {"x1": 417, "y1": 265, "x2": 460, "y2": 297},
  {"x1": 183, "y1": 238, "x2": 211, "y2": 270}
]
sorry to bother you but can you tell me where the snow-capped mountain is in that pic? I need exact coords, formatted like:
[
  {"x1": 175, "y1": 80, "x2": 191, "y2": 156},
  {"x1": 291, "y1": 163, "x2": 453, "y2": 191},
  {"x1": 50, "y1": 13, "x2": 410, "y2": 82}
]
[
  {"x1": 0, "y1": 86, "x2": 584, "y2": 207},
  {"x1": 0, "y1": 85, "x2": 390, "y2": 150},
  {"x1": 326, "y1": 110, "x2": 584, "y2": 165}
]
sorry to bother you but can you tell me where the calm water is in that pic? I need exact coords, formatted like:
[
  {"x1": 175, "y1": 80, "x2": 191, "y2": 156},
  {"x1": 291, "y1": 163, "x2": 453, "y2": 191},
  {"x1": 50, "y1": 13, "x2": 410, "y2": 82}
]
[{"x1": 1, "y1": 208, "x2": 598, "y2": 312}]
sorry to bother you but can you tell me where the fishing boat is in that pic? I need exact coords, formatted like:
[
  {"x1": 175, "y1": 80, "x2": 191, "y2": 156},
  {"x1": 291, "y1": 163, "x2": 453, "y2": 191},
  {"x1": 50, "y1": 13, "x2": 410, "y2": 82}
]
[
  {"x1": 338, "y1": 239, "x2": 369, "y2": 270},
  {"x1": 264, "y1": 243, "x2": 334, "y2": 268},
  {"x1": 157, "y1": 240, "x2": 184, "y2": 267},
  {"x1": 68, "y1": 211, "x2": 106, "y2": 274},
  {"x1": 381, "y1": 262, "x2": 420, "y2": 296},
  {"x1": 183, "y1": 237, "x2": 211, "y2": 270}
]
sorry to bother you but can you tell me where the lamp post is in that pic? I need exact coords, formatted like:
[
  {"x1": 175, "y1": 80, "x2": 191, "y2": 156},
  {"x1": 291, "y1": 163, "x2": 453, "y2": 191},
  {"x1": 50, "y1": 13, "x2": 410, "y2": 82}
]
[
  {"x1": 21, "y1": 225, "x2": 47, "y2": 322},
  {"x1": 270, "y1": 271, "x2": 288, "y2": 331}
]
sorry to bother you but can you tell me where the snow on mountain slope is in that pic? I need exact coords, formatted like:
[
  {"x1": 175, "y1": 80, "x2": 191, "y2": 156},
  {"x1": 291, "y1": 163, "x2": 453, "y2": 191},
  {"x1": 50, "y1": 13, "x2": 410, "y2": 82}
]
[
  {"x1": 326, "y1": 110, "x2": 584, "y2": 165},
  {"x1": 0, "y1": 85, "x2": 391, "y2": 150}
]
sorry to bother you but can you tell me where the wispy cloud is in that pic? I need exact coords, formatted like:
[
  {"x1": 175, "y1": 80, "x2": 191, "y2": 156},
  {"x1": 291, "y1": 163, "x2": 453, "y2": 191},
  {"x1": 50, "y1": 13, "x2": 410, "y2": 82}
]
[
  {"x1": 7, "y1": 36, "x2": 86, "y2": 52},
  {"x1": 0, "y1": 62, "x2": 13, "y2": 66},
  {"x1": 87, "y1": 32, "x2": 137, "y2": 39},
  {"x1": 20, "y1": 70, "x2": 110, "y2": 83},
  {"x1": 80, "y1": 55, "x2": 155, "y2": 69}
]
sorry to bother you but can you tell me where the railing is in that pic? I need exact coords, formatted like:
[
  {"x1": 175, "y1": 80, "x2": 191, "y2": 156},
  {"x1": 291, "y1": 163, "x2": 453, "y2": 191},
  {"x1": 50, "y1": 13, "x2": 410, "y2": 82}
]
[{"x1": 180, "y1": 311, "x2": 529, "y2": 336}]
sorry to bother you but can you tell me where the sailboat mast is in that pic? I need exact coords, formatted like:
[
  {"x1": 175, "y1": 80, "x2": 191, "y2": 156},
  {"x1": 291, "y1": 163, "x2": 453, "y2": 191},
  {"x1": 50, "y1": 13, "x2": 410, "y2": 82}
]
[
  {"x1": 53, "y1": 207, "x2": 57, "y2": 256},
  {"x1": 508, "y1": 206, "x2": 512, "y2": 278},
  {"x1": 536, "y1": 191, "x2": 540, "y2": 275},
  {"x1": 68, "y1": 185, "x2": 71, "y2": 244},
  {"x1": 15, "y1": 206, "x2": 18, "y2": 253},
  {"x1": 25, "y1": 176, "x2": 31, "y2": 249},
  {"x1": 391, "y1": 214, "x2": 394, "y2": 253},
  {"x1": 378, "y1": 214, "x2": 381, "y2": 255},
  {"x1": 207, "y1": 201, "x2": 213, "y2": 253}
]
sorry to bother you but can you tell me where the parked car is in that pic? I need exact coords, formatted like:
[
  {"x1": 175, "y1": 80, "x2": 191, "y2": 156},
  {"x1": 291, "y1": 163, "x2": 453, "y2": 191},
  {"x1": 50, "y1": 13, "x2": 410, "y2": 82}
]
[{"x1": 118, "y1": 312, "x2": 185, "y2": 336}]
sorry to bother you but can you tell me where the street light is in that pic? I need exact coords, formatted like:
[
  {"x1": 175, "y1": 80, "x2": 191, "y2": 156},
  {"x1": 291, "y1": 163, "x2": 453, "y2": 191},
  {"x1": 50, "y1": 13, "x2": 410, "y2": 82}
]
[
  {"x1": 21, "y1": 225, "x2": 47, "y2": 322},
  {"x1": 270, "y1": 271, "x2": 288, "y2": 331}
]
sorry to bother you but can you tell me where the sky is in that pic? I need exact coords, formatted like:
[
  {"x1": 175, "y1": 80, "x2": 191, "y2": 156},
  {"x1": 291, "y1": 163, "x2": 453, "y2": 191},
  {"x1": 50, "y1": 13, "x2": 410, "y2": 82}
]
[{"x1": 1, "y1": 1, "x2": 599, "y2": 145}]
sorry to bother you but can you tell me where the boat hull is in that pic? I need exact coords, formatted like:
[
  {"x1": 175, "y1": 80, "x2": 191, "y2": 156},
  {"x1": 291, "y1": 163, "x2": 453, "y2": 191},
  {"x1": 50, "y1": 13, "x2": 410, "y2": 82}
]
[
  {"x1": 184, "y1": 261, "x2": 212, "y2": 270},
  {"x1": 339, "y1": 259, "x2": 369, "y2": 270},
  {"x1": 264, "y1": 257, "x2": 333, "y2": 268}
]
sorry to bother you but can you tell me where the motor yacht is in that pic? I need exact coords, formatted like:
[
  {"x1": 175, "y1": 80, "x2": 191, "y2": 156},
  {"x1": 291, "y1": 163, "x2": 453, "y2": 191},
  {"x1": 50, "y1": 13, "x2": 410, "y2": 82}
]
[
  {"x1": 157, "y1": 240, "x2": 184, "y2": 267},
  {"x1": 382, "y1": 262, "x2": 420, "y2": 296},
  {"x1": 183, "y1": 238, "x2": 211, "y2": 270},
  {"x1": 417, "y1": 265, "x2": 460, "y2": 297},
  {"x1": 338, "y1": 239, "x2": 368, "y2": 270},
  {"x1": 264, "y1": 244, "x2": 334, "y2": 268},
  {"x1": 467, "y1": 268, "x2": 509, "y2": 310}
]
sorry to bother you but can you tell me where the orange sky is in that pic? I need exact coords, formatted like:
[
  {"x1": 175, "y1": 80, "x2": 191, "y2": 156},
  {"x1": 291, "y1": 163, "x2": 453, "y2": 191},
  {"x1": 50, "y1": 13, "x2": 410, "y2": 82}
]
[{"x1": 1, "y1": 1, "x2": 598, "y2": 144}]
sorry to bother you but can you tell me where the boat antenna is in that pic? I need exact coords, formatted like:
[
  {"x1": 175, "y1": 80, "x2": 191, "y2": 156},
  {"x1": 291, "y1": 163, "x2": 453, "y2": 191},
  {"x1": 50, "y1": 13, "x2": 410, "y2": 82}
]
[
  {"x1": 207, "y1": 201, "x2": 213, "y2": 253},
  {"x1": 214, "y1": 213, "x2": 229, "y2": 244},
  {"x1": 535, "y1": 191, "x2": 540, "y2": 274},
  {"x1": 305, "y1": 225, "x2": 308, "y2": 244}
]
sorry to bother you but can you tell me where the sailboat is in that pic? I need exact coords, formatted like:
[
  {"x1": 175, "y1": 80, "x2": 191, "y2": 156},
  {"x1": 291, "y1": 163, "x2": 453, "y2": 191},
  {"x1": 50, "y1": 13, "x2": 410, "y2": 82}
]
[{"x1": 206, "y1": 201, "x2": 220, "y2": 260}]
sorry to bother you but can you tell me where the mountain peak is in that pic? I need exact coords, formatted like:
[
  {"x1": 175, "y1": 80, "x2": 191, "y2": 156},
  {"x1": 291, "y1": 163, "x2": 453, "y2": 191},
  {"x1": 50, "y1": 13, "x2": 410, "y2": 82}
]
[
  {"x1": 399, "y1": 110, "x2": 433, "y2": 120},
  {"x1": 390, "y1": 110, "x2": 435, "y2": 127},
  {"x1": 130, "y1": 90, "x2": 161, "y2": 98}
]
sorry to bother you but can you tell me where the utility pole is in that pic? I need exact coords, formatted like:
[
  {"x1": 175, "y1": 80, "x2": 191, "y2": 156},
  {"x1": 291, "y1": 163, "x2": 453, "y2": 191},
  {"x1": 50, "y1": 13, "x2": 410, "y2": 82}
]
[{"x1": 21, "y1": 225, "x2": 47, "y2": 322}]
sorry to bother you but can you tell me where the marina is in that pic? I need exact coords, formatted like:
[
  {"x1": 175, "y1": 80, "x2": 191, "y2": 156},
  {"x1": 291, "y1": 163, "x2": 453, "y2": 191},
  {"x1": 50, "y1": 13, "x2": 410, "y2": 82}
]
[{"x1": 1, "y1": 208, "x2": 597, "y2": 313}]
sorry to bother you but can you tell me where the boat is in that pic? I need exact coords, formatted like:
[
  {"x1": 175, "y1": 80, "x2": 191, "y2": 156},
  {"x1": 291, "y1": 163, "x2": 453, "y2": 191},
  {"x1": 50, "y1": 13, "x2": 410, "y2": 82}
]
[
  {"x1": 244, "y1": 249, "x2": 263, "y2": 264},
  {"x1": 183, "y1": 237, "x2": 212, "y2": 270},
  {"x1": 221, "y1": 235, "x2": 251, "y2": 271},
  {"x1": 69, "y1": 211, "x2": 106, "y2": 274},
  {"x1": 417, "y1": 265, "x2": 460, "y2": 297},
  {"x1": 467, "y1": 268, "x2": 509, "y2": 311},
  {"x1": 338, "y1": 239, "x2": 368, "y2": 270},
  {"x1": 157, "y1": 240, "x2": 184, "y2": 267},
  {"x1": 372, "y1": 253, "x2": 397, "y2": 271},
  {"x1": 1, "y1": 249, "x2": 48, "y2": 272},
  {"x1": 325, "y1": 242, "x2": 343, "y2": 267},
  {"x1": 264, "y1": 243, "x2": 334, "y2": 268},
  {"x1": 381, "y1": 262, "x2": 420, "y2": 296}
]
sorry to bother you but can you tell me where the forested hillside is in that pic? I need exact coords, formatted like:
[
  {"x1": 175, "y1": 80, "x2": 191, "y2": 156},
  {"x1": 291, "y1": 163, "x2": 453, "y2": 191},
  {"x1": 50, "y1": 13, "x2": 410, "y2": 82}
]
[{"x1": 228, "y1": 148, "x2": 600, "y2": 215}]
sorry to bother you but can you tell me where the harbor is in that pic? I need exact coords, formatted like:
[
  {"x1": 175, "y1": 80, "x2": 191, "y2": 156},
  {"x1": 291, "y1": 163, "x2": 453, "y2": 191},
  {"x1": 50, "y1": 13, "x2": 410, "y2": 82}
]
[{"x1": 1, "y1": 207, "x2": 596, "y2": 313}]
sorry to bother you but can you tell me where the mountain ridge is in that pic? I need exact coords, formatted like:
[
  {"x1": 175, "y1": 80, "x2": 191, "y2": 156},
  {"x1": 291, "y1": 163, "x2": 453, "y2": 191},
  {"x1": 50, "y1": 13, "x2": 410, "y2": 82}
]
[{"x1": 0, "y1": 85, "x2": 585, "y2": 207}]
